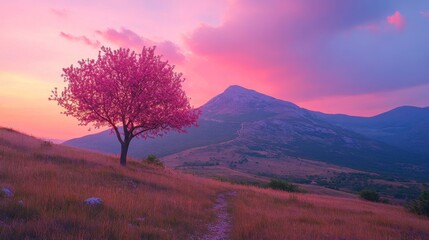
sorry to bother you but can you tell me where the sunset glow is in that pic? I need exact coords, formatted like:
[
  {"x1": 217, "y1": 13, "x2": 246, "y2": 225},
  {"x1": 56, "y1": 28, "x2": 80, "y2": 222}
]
[{"x1": 1, "y1": 0, "x2": 429, "y2": 140}]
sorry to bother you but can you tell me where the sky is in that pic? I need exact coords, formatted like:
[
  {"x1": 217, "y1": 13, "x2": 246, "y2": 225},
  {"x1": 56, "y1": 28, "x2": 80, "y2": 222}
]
[{"x1": 1, "y1": 0, "x2": 429, "y2": 140}]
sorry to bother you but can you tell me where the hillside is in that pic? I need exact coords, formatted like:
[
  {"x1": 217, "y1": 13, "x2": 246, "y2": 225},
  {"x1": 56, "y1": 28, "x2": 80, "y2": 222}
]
[
  {"x1": 64, "y1": 85, "x2": 300, "y2": 157},
  {"x1": 1, "y1": 128, "x2": 429, "y2": 239},
  {"x1": 65, "y1": 86, "x2": 429, "y2": 184},
  {"x1": 315, "y1": 106, "x2": 429, "y2": 156}
]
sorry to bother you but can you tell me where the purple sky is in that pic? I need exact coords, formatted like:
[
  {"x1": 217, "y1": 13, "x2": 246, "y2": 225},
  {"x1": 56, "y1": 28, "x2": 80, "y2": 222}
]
[{"x1": 1, "y1": 0, "x2": 428, "y2": 139}]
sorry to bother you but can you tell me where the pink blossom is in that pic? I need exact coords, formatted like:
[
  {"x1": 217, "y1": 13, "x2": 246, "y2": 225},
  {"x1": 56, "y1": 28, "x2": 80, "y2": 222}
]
[{"x1": 50, "y1": 46, "x2": 200, "y2": 165}]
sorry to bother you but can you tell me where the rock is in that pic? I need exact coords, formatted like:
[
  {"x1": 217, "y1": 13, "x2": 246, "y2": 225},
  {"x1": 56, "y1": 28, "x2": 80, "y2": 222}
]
[
  {"x1": 84, "y1": 197, "x2": 103, "y2": 206},
  {"x1": 1, "y1": 187, "x2": 14, "y2": 198}
]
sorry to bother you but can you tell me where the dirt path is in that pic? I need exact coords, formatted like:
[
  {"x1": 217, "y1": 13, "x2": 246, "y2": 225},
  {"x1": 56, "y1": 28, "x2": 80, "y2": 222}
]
[{"x1": 201, "y1": 191, "x2": 237, "y2": 240}]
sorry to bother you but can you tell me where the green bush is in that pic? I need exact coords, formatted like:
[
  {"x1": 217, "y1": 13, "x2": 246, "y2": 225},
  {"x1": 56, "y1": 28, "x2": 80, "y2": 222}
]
[
  {"x1": 268, "y1": 179, "x2": 300, "y2": 192},
  {"x1": 144, "y1": 154, "x2": 164, "y2": 167},
  {"x1": 410, "y1": 190, "x2": 429, "y2": 217},
  {"x1": 359, "y1": 189, "x2": 380, "y2": 202}
]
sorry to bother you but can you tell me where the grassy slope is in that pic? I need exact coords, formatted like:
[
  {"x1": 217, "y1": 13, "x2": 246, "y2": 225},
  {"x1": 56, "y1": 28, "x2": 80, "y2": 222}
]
[
  {"x1": 0, "y1": 128, "x2": 224, "y2": 239},
  {"x1": 1, "y1": 128, "x2": 428, "y2": 240}
]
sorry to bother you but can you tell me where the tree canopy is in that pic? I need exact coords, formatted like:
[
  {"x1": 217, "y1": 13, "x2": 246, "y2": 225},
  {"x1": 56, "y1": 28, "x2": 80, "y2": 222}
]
[{"x1": 51, "y1": 46, "x2": 199, "y2": 165}]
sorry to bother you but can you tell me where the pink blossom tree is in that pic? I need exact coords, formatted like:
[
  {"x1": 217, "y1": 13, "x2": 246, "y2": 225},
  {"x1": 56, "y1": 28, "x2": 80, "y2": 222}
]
[{"x1": 50, "y1": 46, "x2": 200, "y2": 166}]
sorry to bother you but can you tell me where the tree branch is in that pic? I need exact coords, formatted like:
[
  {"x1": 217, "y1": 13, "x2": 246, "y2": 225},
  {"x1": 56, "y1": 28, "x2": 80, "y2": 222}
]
[
  {"x1": 112, "y1": 125, "x2": 124, "y2": 145},
  {"x1": 131, "y1": 126, "x2": 159, "y2": 138}
]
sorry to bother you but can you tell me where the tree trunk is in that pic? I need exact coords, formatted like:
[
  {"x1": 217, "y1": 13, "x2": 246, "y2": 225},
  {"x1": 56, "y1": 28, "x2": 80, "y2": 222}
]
[{"x1": 120, "y1": 140, "x2": 130, "y2": 166}]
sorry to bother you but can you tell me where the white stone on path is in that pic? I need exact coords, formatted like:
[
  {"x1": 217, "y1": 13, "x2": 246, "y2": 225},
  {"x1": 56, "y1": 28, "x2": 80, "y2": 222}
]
[
  {"x1": 84, "y1": 197, "x2": 103, "y2": 206},
  {"x1": 1, "y1": 187, "x2": 14, "y2": 198}
]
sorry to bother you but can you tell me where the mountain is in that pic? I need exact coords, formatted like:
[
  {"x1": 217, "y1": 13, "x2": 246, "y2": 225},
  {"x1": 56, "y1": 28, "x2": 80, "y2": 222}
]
[
  {"x1": 202, "y1": 85, "x2": 300, "y2": 121},
  {"x1": 314, "y1": 106, "x2": 429, "y2": 156},
  {"x1": 65, "y1": 85, "x2": 429, "y2": 181},
  {"x1": 65, "y1": 85, "x2": 295, "y2": 158}
]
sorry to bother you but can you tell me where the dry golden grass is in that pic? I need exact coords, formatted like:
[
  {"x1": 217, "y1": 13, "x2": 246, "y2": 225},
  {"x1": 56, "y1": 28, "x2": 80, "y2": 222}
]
[
  {"x1": 0, "y1": 128, "x2": 227, "y2": 239},
  {"x1": 163, "y1": 142, "x2": 361, "y2": 178},
  {"x1": 1, "y1": 128, "x2": 428, "y2": 240},
  {"x1": 231, "y1": 187, "x2": 429, "y2": 240}
]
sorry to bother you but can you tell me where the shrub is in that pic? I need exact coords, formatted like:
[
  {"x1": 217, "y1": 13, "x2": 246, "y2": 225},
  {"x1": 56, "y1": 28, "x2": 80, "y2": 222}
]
[
  {"x1": 410, "y1": 190, "x2": 429, "y2": 217},
  {"x1": 40, "y1": 141, "x2": 53, "y2": 149},
  {"x1": 268, "y1": 179, "x2": 300, "y2": 192},
  {"x1": 144, "y1": 154, "x2": 164, "y2": 167},
  {"x1": 359, "y1": 189, "x2": 380, "y2": 202}
]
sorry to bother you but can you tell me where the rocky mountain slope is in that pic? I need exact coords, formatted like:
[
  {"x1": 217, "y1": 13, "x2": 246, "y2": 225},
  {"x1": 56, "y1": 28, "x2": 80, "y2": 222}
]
[
  {"x1": 314, "y1": 106, "x2": 429, "y2": 155},
  {"x1": 65, "y1": 85, "x2": 429, "y2": 180}
]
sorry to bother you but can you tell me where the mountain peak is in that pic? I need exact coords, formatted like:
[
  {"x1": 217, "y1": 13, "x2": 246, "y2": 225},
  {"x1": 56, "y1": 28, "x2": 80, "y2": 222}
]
[
  {"x1": 372, "y1": 105, "x2": 429, "y2": 121},
  {"x1": 225, "y1": 85, "x2": 250, "y2": 91},
  {"x1": 206, "y1": 85, "x2": 279, "y2": 106},
  {"x1": 222, "y1": 85, "x2": 276, "y2": 98},
  {"x1": 222, "y1": 85, "x2": 257, "y2": 95},
  {"x1": 226, "y1": 85, "x2": 245, "y2": 90},
  {"x1": 202, "y1": 85, "x2": 299, "y2": 117}
]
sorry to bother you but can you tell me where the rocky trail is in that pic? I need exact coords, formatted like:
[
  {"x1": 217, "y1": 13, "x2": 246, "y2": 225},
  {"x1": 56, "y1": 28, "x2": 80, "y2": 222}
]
[{"x1": 200, "y1": 191, "x2": 237, "y2": 240}]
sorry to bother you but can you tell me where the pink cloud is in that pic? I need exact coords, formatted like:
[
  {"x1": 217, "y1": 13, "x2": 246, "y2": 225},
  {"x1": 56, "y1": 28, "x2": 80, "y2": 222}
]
[
  {"x1": 421, "y1": 11, "x2": 429, "y2": 20},
  {"x1": 186, "y1": 1, "x2": 394, "y2": 101},
  {"x1": 157, "y1": 41, "x2": 186, "y2": 63},
  {"x1": 96, "y1": 28, "x2": 185, "y2": 63},
  {"x1": 59, "y1": 32, "x2": 100, "y2": 48},
  {"x1": 50, "y1": 8, "x2": 68, "y2": 18},
  {"x1": 96, "y1": 28, "x2": 144, "y2": 49},
  {"x1": 387, "y1": 11, "x2": 405, "y2": 30},
  {"x1": 184, "y1": 0, "x2": 429, "y2": 108}
]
